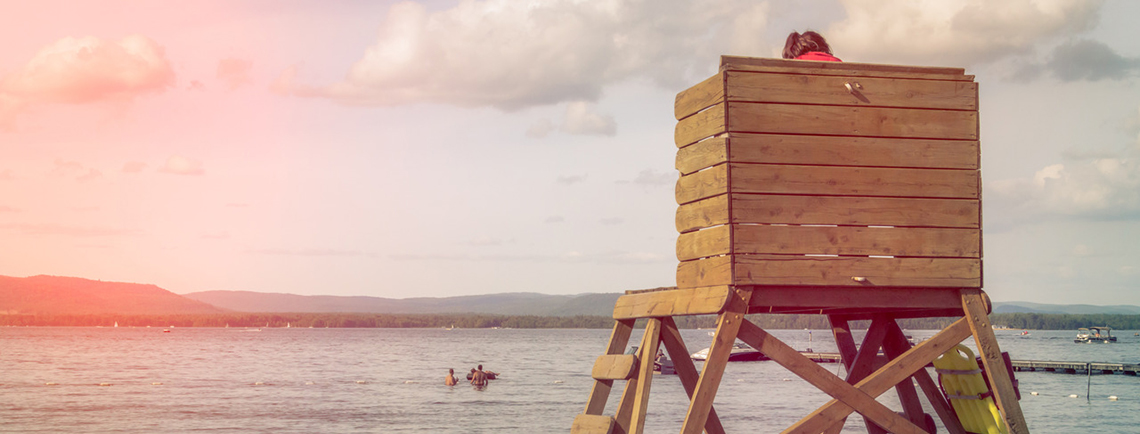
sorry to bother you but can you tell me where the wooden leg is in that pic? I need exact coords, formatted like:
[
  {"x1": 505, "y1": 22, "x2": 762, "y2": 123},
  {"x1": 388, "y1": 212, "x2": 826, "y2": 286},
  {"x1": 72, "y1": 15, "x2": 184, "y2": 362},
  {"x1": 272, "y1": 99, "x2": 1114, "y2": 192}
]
[
  {"x1": 628, "y1": 319, "x2": 662, "y2": 434},
  {"x1": 585, "y1": 320, "x2": 635, "y2": 415},
  {"x1": 962, "y1": 289, "x2": 1030, "y2": 434},
  {"x1": 883, "y1": 320, "x2": 966, "y2": 434},
  {"x1": 679, "y1": 287, "x2": 752, "y2": 434},
  {"x1": 660, "y1": 317, "x2": 725, "y2": 434},
  {"x1": 822, "y1": 316, "x2": 857, "y2": 434},
  {"x1": 880, "y1": 321, "x2": 930, "y2": 432},
  {"x1": 781, "y1": 318, "x2": 973, "y2": 434},
  {"x1": 735, "y1": 320, "x2": 926, "y2": 434},
  {"x1": 836, "y1": 316, "x2": 893, "y2": 434}
]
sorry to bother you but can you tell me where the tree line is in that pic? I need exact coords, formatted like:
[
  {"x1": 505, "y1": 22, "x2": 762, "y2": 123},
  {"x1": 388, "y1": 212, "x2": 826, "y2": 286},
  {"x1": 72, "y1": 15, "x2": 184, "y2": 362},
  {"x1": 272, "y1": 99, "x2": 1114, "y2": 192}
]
[{"x1": 2, "y1": 312, "x2": 1137, "y2": 330}]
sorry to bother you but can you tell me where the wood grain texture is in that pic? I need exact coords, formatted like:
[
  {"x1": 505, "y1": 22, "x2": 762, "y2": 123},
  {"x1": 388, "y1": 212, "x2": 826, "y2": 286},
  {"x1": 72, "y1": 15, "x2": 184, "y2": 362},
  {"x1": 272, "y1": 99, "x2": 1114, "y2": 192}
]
[
  {"x1": 591, "y1": 354, "x2": 639, "y2": 380},
  {"x1": 733, "y1": 255, "x2": 982, "y2": 288},
  {"x1": 726, "y1": 71, "x2": 977, "y2": 110},
  {"x1": 612, "y1": 286, "x2": 731, "y2": 319},
  {"x1": 584, "y1": 320, "x2": 635, "y2": 415},
  {"x1": 962, "y1": 289, "x2": 1030, "y2": 434},
  {"x1": 675, "y1": 103, "x2": 726, "y2": 147},
  {"x1": 746, "y1": 286, "x2": 965, "y2": 311},
  {"x1": 675, "y1": 164, "x2": 728, "y2": 205},
  {"x1": 675, "y1": 195, "x2": 730, "y2": 233},
  {"x1": 728, "y1": 194, "x2": 979, "y2": 228},
  {"x1": 676, "y1": 256, "x2": 733, "y2": 289},
  {"x1": 676, "y1": 136, "x2": 728, "y2": 175},
  {"x1": 728, "y1": 163, "x2": 980, "y2": 199},
  {"x1": 720, "y1": 56, "x2": 971, "y2": 81},
  {"x1": 726, "y1": 133, "x2": 979, "y2": 170},
  {"x1": 675, "y1": 225, "x2": 731, "y2": 261},
  {"x1": 571, "y1": 414, "x2": 615, "y2": 434},
  {"x1": 730, "y1": 225, "x2": 981, "y2": 258},
  {"x1": 629, "y1": 320, "x2": 661, "y2": 434},
  {"x1": 727, "y1": 102, "x2": 977, "y2": 140},
  {"x1": 675, "y1": 73, "x2": 724, "y2": 120},
  {"x1": 680, "y1": 288, "x2": 752, "y2": 434},
  {"x1": 660, "y1": 317, "x2": 726, "y2": 434}
]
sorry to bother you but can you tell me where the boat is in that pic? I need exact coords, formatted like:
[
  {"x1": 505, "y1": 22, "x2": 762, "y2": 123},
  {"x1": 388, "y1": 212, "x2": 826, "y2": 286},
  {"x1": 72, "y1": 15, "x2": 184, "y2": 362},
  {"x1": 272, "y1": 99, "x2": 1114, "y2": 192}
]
[
  {"x1": 691, "y1": 341, "x2": 768, "y2": 362},
  {"x1": 1074, "y1": 326, "x2": 1116, "y2": 343}
]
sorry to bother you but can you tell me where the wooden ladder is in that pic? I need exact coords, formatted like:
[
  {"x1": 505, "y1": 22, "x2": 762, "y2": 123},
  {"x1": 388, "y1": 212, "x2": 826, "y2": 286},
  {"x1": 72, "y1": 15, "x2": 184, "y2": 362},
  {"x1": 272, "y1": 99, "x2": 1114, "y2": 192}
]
[{"x1": 571, "y1": 286, "x2": 1029, "y2": 434}]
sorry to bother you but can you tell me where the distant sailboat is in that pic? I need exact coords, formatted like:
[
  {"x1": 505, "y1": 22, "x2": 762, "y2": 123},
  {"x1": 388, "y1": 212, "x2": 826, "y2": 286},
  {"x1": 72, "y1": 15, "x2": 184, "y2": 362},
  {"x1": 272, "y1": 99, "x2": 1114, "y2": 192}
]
[{"x1": 286, "y1": 323, "x2": 291, "y2": 328}]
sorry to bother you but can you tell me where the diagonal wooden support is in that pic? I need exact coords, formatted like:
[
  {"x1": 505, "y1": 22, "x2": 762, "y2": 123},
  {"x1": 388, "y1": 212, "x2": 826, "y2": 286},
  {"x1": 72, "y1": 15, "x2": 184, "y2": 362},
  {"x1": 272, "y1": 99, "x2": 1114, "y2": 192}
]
[
  {"x1": 782, "y1": 317, "x2": 973, "y2": 434},
  {"x1": 962, "y1": 289, "x2": 1030, "y2": 434},
  {"x1": 660, "y1": 317, "x2": 725, "y2": 434},
  {"x1": 883, "y1": 321, "x2": 966, "y2": 434},
  {"x1": 735, "y1": 320, "x2": 927, "y2": 434},
  {"x1": 628, "y1": 319, "x2": 662, "y2": 434},
  {"x1": 585, "y1": 319, "x2": 635, "y2": 415},
  {"x1": 830, "y1": 316, "x2": 893, "y2": 434},
  {"x1": 880, "y1": 320, "x2": 931, "y2": 432},
  {"x1": 680, "y1": 287, "x2": 752, "y2": 434}
]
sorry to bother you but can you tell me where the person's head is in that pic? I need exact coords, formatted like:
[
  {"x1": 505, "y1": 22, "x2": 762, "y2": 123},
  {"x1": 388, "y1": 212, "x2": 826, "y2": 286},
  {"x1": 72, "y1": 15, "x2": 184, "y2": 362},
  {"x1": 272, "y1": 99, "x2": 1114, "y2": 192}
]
[
  {"x1": 477, "y1": 364, "x2": 483, "y2": 370},
  {"x1": 782, "y1": 31, "x2": 831, "y2": 59},
  {"x1": 449, "y1": 368, "x2": 454, "y2": 374},
  {"x1": 471, "y1": 368, "x2": 477, "y2": 373}
]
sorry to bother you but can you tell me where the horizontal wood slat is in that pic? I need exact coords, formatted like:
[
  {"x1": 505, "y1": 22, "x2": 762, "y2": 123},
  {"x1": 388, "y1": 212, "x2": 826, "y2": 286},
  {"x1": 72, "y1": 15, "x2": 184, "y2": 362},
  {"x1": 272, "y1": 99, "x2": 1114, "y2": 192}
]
[
  {"x1": 727, "y1": 102, "x2": 978, "y2": 140},
  {"x1": 677, "y1": 225, "x2": 980, "y2": 261},
  {"x1": 734, "y1": 255, "x2": 981, "y2": 288},
  {"x1": 571, "y1": 414, "x2": 616, "y2": 434},
  {"x1": 720, "y1": 56, "x2": 971, "y2": 81},
  {"x1": 676, "y1": 133, "x2": 978, "y2": 175},
  {"x1": 676, "y1": 256, "x2": 734, "y2": 288},
  {"x1": 612, "y1": 286, "x2": 732, "y2": 319},
  {"x1": 729, "y1": 163, "x2": 979, "y2": 199},
  {"x1": 726, "y1": 71, "x2": 977, "y2": 110},
  {"x1": 675, "y1": 194, "x2": 979, "y2": 232},
  {"x1": 675, "y1": 103, "x2": 726, "y2": 147},
  {"x1": 675, "y1": 164, "x2": 728, "y2": 205},
  {"x1": 746, "y1": 286, "x2": 966, "y2": 311},
  {"x1": 592, "y1": 354, "x2": 639, "y2": 380},
  {"x1": 675, "y1": 73, "x2": 724, "y2": 120}
]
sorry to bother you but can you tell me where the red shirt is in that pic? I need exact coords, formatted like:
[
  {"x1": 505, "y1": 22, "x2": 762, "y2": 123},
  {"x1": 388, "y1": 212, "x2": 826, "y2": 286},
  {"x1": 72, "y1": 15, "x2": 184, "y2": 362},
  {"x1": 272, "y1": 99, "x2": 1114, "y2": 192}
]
[{"x1": 795, "y1": 51, "x2": 842, "y2": 62}]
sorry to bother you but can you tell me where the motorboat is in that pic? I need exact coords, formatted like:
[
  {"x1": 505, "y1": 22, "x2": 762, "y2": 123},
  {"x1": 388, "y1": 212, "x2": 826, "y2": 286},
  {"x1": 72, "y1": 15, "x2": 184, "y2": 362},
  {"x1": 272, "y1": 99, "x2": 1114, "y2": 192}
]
[
  {"x1": 1075, "y1": 326, "x2": 1116, "y2": 343},
  {"x1": 691, "y1": 342, "x2": 768, "y2": 362}
]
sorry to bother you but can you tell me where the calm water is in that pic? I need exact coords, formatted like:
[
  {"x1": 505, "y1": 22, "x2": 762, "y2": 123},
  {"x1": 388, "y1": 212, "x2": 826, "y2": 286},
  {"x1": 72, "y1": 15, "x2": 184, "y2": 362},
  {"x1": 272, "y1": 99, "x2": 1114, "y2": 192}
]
[{"x1": 2, "y1": 327, "x2": 1139, "y2": 433}]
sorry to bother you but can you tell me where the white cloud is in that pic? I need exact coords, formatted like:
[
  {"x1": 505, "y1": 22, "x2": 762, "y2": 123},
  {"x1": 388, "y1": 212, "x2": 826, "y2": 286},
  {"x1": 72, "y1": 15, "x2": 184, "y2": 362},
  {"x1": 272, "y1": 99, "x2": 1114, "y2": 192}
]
[
  {"x1": 216, "y1": 58, "x2": 253, "y2": 90},
  {"x1": 828, "y1": 0, "x2": 1104, "y2": 67},
  {"x1": 526, "y1": 118, "x2": 555, "y2": 138},
  {"x1": 989, "y1": 156, "x2": 1140, "y2": 220},
  {"x1": 561, "y1": 101, "x2": 616, "y2": 136},
  {"x1": 158, "y1": 156, "x2": 205, "y2": 176},
  {"x1": 276, "y1": 0, "x2": 774, "y2": 109}
]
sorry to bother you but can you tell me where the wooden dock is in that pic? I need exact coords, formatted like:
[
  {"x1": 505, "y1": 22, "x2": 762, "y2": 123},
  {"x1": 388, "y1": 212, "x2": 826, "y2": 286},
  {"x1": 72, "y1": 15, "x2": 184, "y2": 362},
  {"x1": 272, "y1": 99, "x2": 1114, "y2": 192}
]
[{"x1": 1011, "y1": 360, "x2": 1140, "y2": 376}]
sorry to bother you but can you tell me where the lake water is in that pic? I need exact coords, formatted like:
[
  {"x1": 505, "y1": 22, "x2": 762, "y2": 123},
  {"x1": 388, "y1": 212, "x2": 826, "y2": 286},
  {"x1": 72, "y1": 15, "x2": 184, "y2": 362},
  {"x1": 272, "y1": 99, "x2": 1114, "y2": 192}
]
[{"x1": 2, "y1": 327, "x2": 1139, "y2": 433}]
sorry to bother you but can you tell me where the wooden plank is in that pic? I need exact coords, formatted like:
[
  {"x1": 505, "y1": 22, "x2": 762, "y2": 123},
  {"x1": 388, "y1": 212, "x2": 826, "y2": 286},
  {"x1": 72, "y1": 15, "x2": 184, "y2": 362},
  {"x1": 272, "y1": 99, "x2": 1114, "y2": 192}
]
[
  {"x1": 962, "y1": 289, "x2": 1030, "y2": 434},
  {"x1": 880, "y1": 326, "x2": 927, "y2": 430},
  {"x1": 676, "y1": 256, "x2": 733, "y2": 289},
  {"x1": 675, "y1": 194, "x2": 729, "y2": 233},
  {"x1": 675, "y1": 225, "x2": 731, "y2": 261},
  {"x1": 612, "y1": 286, "x2": 731, "y2": 319},
  {"x1": 784, "y1": 318, "x2": 973, "y2": 434},
  {"x1": 629, "y1": 319, "x2": 662, "y2": 434},
  {"x1": 675, "y1": 72, "x2": 724, "y2": 120},
  {"x1": 584, "y1": 320, "x2": 635, "y2": 415},
  {"x1": 728, "y1": 194, "x2": 980, "y2": 228},
  {"x1": 676, "y1": 136, "x2": 727, "y2": 175},
  {"x1": 728, "y1": 102, "x2": 978, "y2": 140},
  {"x1": 734, "y1": 255, "x2": 982, "y2": 288},
  {"x1": 729, "y1": 163, "x2": 979, "y2": 199},
  {"x1": 675, "y1": 164, "x2": 727, "y2": 205},
  {"x1": 727, "y1": 133, "x2": 979, "y2": 170},
  {"x1": 660, "y1": 317, "x2": 725, "y2": 434},
  {"x1": 720, "y1": 56, "x2": 971, "y2": 81},
  {"x1": 681, "y1": 288, "x2": 753, "y2": 434},
  {"x1": 884, "y1": 322, "x2": 967, "y2": 434},
  {"x1": 748, "y1": 286, "x2": 965, "y2": 311},
  {"x1": 824, "y1": 316, "x2": 881, "y2": 434},
  {"x1": 614, "y1": 370, "x2": 638, "y2": 434},
  {"x1": 592, "y1": 354, "x2": 639, "y2": 380},
  {"x1": 572, "y1": 414, "x2": 615, "y2": 434},
  {"x1": 675, "y1": 103, "x2": 726, "y2": 147},
  {"x1": 736, "y1": 321, "x2": 926, "y2": 434},
  {"x1": 728, "y1": 225, "x2": 981, "y2": 258},
  {"x1": 726, "y1": 71, "x2": 977, "y2": 110}
]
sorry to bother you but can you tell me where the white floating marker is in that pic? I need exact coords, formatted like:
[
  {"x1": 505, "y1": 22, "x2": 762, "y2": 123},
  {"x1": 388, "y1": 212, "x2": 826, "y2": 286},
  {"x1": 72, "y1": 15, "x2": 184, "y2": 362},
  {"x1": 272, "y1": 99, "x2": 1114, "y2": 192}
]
[
  {"x1": 98, "y1": 383, "x2": 112, "y2": 386},
  {"x1": 356, "y1": 380, "x2": 366, "y2": 384},
  {"x1": 552, "y1": 380, "x2": 563, "y2": 384},
  {"x1": 151, "y1": 382, "x2": 163, "y2": 386},
  {"x1": 44, "y1": 382, "x2": 58, "y2": 386},
  {"x1": 1030, "y1": 392, "x2": 1039, "y2": 396},
  {"x1": 1069, "y1": 394, "x2": 1079, "y2": 398},
  {"x1": 1109, "y1": 396, "x2": 1119, "y2": 401}
]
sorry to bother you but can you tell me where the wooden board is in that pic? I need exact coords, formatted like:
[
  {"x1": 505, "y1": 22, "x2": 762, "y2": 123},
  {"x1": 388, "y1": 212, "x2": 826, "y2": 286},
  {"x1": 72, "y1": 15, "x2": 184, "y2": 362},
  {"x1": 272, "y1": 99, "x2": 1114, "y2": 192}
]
[
  {"x1": 678, "y1": 255, "x2": 981, "y2": 288},
  {"x1": 571, "y1": 414, "x2": 615, "y2": 434},
  {"x1": 747, "y1": 286, "x2": 965, "y2": 311},
  {"x1": 675, "y1": 133, "x2": 978, "y2": 176},
  {"x1": 592, "y1": 354, "x2": 639, "y2": 380},
  {"x1": 675, "y1": 164, "x2": 727, "y2": 205},
  {"x1": 675, "y1": 73, "x2": 724, "y2": 120},
  {"x1": 612, "y1": 286, "x2": 732, "y2": 319},
  {"x1": 720, "y1": 56, "x2": 971, "y2": 81},
  {"x1": 727, "y1": 102, "x2": 977, "y2": 140},
  {"x1": 677, "y1": 225, "x2": 980, "y2": 261},
  {"x1": 726, "y1": 71, "x2": 977, "y2": 110},
  {"x1": 675, "y1": 194, "x2": 980, "y2": 233},
  {"x1": 675, "y1": 103, "x2": 726, "y2": 147}
]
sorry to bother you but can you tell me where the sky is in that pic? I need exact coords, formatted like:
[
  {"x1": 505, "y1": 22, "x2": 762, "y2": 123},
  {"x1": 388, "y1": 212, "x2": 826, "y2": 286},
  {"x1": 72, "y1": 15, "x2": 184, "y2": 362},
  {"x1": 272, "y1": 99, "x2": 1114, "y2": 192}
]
[{"x1": 1, "y1": 0, "x2": 1139, "y2": 303}]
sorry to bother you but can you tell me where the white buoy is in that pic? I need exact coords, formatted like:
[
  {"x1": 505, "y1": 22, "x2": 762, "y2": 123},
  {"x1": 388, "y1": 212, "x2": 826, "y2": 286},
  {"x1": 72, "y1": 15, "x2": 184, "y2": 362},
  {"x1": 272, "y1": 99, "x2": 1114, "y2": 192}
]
[
  {"x1": 44, "y1": 382, "x2": 58, "y2": 386},
  {"x1": 404, "y1": 380, "x2": 416, "y2": 384},
  {"x1": 254, "y1": 382, "x2": 265, "y2": 386},
  {"x1": 553, "y1": 380, "x2": 564, "y2": 384},
  {"x1": 1109, "y1": 396, "x2": 1119, "y2": 401},
  {"x1": 1030, "y1": 392, "x2": 1039, "y2": 396},
  {"x1": 98, "y1": 383, "x2": 112, "y2": 386},
  {"x1": 1069, "y1": 394, "x2": 1079, "y2": 398},
  {"x1": 356, "y1": 380, "x2": 366, "y2": 384},
  {"x1": 151, "y1": 382, "x2": 163, "y2": 386},
  {"x1": 305, "y1": 381, "x2": 315, "y2": 385}
]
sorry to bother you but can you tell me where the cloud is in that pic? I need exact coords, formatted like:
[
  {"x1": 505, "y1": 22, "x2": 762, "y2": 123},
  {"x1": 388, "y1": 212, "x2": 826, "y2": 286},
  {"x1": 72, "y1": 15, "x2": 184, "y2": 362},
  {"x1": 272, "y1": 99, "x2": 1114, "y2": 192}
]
[
  {"x1": 51, "y1": 158, "x2": 100, "y2": 181},
  {"x1": 828, "y1": 0, "x2": 1103, "y2": 67},
  {"x1": 625, "y1": 169, "x2": 675, "y2": 187},
  {"x1": 76, "y1": 168, "x2": 102, "y2": 182},
  {"x1": 216, "y1": 58, "x2": 253, "y2": 90},
  {"x1": 988, "y1": 156, "x2": 1140, "y2": 222},
  {"x1": 526, "y1": 118, "x2": 555, "y2": 139},
  {"x1": 121, "y1": 161, "x2": 147, "y2": 173},
  {"x1": 556, "y1": 175, "x2": 587, "y2": 185},
  {"x1": 274, "y1": 0, "x2": 773, "y2": 109},
  {"x1": 561, "y1": 101, "x2": 616, "y2": 136},
  {"x1": 158, "y1": 156, "x2": 205, "y2": 176},
  {"x1": 1045, "y1": 39, "x2": 1140, "y2": 81}
]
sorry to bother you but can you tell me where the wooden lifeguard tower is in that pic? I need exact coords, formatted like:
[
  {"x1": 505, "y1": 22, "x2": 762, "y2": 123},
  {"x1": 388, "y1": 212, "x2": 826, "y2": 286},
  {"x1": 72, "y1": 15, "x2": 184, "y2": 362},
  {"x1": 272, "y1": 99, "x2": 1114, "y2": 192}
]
[{"x1": 571, "y1": 56, "x2": 1029, "y2": 434}]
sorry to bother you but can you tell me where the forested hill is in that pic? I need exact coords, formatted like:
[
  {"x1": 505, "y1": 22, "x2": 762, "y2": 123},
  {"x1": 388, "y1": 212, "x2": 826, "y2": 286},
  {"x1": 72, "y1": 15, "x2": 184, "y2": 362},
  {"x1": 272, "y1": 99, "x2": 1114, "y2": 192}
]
[
  {"x1": 0, "y1": 275, "x2": 225, "y2": 315},
  {"x1": 183, "y1": 290, "x2": 622, "y2": 316}
]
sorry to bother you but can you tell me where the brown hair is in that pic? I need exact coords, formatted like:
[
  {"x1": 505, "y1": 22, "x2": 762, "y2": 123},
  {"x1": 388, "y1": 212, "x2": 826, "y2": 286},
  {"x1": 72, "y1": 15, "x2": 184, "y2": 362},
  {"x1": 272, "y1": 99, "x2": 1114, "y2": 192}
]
[{"x1": 782, "y1": 31, "x2": 832, "y2": 59}]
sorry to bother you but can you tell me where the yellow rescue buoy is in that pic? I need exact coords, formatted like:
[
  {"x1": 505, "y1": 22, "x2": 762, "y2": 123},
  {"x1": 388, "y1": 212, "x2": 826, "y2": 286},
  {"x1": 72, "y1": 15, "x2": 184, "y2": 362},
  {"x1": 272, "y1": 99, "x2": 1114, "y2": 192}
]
[{"x1": 934, "y1": 344, "x2": 1007, "y2": 434}]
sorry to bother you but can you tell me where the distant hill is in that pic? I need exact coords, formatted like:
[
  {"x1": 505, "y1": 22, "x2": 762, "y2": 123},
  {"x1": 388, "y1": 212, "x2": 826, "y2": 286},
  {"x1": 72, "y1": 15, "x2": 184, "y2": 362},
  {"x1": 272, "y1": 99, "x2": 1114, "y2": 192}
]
[
  {"x1": 183, "y1": 290, "x2": 622, "y2": 316},
  {"x1": 992, "y1": 301, "x2": 1140, "y2": 315},
  {"x1": 0, "y1": 275, "x2": 226, "y2": 315}
]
